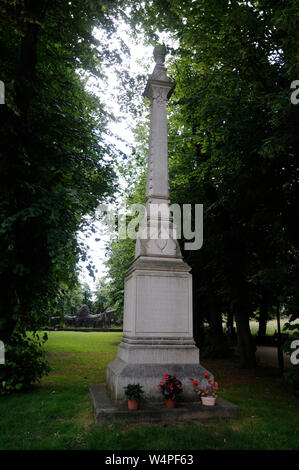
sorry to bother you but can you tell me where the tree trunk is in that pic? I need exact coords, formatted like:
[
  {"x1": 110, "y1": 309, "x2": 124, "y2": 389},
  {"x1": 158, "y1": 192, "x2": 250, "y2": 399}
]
[
  {"x1": 226, "y1": 311, "x2": 234, "y2": 337},
  {"x1": 276, "y1": 304, "x2": 284, "y2": 374},
  {"x1": 208, "y1": 304, "x2": 227, "y2": 355},
  {"x1": 235, "y1": 308, "x2": 256, "y2": 368},
  {"x1": 0, "y1": 1, "x2": 48, "y2": 347},
  {"x1": 257, "y1": 300, "x2": 268, "y2": 343},
  {"x1": 15, "y1": 0, "x2": 48, "y2": 118},
  {"x1": 0, "y1": 297, "x2": 17, "y2": 345}
]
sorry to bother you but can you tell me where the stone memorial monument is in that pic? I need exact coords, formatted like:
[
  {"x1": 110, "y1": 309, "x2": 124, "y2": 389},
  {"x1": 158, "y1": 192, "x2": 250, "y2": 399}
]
[{"x1": 106, "y1": 45, "x2": 211, "y2": 403}]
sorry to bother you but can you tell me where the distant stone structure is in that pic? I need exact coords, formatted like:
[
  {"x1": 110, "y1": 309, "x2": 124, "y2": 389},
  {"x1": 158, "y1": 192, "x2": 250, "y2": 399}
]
[{"x1": 50, "y1": 305, "x2": 120, "y2": 328}]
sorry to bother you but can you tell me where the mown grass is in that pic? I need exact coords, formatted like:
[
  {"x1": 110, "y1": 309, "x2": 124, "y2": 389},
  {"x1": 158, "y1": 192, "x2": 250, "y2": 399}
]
[
  {"x1": 42, "y1": 331, "x2": 122, "y2": 387},
  {"x1": 0, "y1": 331, "x2": 298, "y2": 450},
  {"x1": 249, "y1": 318, "x2": 299, "y2": 336}
]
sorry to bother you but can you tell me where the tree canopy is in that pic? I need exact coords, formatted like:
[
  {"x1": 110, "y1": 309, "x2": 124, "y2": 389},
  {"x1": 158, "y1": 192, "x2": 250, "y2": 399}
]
[
  {"x1": 0, "y1": 0, "x2": 126, "y2": 342},
  {"x1": 105, "y1": 0, "x2": 299, "y2": 367},
  {"x1": 1, "y1": 0, "x2": 298, "y2": 372}
]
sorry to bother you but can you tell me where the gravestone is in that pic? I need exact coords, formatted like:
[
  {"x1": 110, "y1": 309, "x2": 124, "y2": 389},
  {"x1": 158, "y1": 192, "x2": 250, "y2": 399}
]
[{"x1": 106, "y1": 45, "x2": 211, "y2": 403}]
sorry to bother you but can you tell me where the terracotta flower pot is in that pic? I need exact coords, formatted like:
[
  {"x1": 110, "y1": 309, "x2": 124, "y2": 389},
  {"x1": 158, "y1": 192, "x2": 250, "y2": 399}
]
[
  {"x1": 165, "y1": 398, "x2": 176, "y2": 408},
  {"x1": 128, "y1": 399, "x2": 139, "y2": 410},
  {"x1": 201, "y1": 396, "x2": 216, "y2": 406}
]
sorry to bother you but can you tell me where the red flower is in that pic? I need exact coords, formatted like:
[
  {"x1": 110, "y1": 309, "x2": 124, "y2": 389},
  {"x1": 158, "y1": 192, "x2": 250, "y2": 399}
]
[
  {"x1": 204, "y1": 373, "x2": 209, "y2": 378},
  {"x1": 192, "y1": 380, "x2": 198, "y2": 387},
  {"x1": 163, "y1": 373, "x2": 169, "y2": 380},
  {"x1": 188, "y1": 377, "x2": 193, "y2": 381},
  {"x1": 159, "y1": 382, "x2": 164, "y2": 386}
]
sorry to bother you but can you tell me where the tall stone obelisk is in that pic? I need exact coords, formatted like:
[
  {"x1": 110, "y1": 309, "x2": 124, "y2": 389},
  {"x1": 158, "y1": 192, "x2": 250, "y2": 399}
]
[{"x1": 106, "y1": 45, "x2": 210, "y2": 403}]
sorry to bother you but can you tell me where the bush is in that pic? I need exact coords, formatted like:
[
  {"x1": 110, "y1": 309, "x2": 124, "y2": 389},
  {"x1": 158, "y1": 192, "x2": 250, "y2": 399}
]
[
  {"x1": 0, "y1": 332, "x2": 51, "y2": 395},
  {"x1": 199, "y1": 327, "x2": 234, "y2": 359}
]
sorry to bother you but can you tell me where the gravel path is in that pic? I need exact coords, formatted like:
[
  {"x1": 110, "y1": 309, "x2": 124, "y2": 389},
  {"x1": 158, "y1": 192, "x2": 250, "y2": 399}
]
[{"x1": 256, "y1": 346, "x2": 291, "y2": 368}]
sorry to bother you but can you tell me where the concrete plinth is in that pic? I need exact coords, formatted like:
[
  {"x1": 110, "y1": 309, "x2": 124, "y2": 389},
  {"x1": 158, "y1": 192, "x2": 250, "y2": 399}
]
[{"x1": 90, "y1": 384, "x2": 242, "y2": 424}]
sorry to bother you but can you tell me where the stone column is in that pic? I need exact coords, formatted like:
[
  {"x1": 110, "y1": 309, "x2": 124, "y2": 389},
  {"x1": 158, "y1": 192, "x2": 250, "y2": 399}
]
[
  {"x1": 106, "y1": 45, "x2": 210, "y2": 403},
  {"x1": 145, "y1": 46, "x2": 173, "y2": 204},
  {"x1": 135, "y1": 45, "x2": 180, "y2": 260}
]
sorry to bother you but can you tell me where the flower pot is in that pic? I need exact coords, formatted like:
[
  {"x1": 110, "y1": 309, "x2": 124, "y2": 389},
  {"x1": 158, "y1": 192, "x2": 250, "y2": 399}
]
[
  {"x1": 128, "y1": 399, "x2": 139, "y2": 410},
  {"x1": 165, "y1": 398, "x2": 176, "y2": 408},
  {"x1": 201, "y1": 396, "x2": 216, "y2": 406}
]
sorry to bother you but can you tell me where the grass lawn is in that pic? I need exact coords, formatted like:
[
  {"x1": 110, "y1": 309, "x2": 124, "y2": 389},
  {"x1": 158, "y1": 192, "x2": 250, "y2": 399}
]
[
  {"x1": 0, "y1": 331, "x2": 298, "y2": 450},
  {"x1": 249, "y1": 318, "x2": 299, "y2": 336}
]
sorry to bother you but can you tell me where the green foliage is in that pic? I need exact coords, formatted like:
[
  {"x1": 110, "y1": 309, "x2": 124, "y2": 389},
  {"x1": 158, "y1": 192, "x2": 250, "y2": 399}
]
[
  {"x1": 93, "y1": 277, "x2": 113, "y2": 314},
  {"x1": 118, "y1": 0, "x2": 299, "y2": 367},
  {"x1": 54, "y1": 283, "x2": 84, "y2": 317},
  {"x1": 104, "y1": 236, "x2": 136, "y2": 311},
  {"x1": 124, "y1": 383, "x2": 144, "y2": 401},
  {"x1": 102, "y1": 163, "x2": 146, "y2": 312},
  {"x1": 81, "y1": 283, "x2": 94, "y2": 312},
  {"x1": 199, "y1": 327, "x2": 233, "y2": 359},
  {"x1": 0, "y1": 332, "x2": 50, "y2": 395},
  {"x1": 0, "y1": 0, "x2": 126, "y2": 341}
]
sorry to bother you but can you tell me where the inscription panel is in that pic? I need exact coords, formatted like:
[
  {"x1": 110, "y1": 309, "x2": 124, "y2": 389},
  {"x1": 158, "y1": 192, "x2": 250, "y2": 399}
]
[{"x1": 135, "y1": 273, "x2": 191, "y2": 335}]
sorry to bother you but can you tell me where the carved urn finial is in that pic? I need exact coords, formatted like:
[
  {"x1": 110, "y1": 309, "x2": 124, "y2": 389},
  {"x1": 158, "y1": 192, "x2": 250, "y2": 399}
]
[{"x1": 153, "y1": 44, "x2": 167, "y2": 65}]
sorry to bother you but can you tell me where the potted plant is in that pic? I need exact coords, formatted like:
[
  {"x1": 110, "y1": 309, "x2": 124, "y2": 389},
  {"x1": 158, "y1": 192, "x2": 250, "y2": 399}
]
[
  {"x1": 189, "y1": 373, "x2": 219, "y2": 406},
  {"x1": 124, "y1": 384, "x2": 144, "y2": 410},
  {"x1": 158, "y1": 373, "x2": 183, "y2": 408}
]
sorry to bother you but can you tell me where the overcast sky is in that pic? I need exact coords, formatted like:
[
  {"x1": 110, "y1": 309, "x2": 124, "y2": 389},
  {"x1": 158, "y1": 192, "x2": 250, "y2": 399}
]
[
  {"x1": 77, "y1": 24, "x2": 152, "y2": 292},
  {"x1": 77, "y1": 22, "x2": 176, "y2": 292}
]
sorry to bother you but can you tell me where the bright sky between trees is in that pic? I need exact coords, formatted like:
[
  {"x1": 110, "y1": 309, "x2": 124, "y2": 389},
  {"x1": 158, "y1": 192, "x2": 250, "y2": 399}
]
[{"x1": 78, "y1": 23, "x2": 152, "y2": 292}]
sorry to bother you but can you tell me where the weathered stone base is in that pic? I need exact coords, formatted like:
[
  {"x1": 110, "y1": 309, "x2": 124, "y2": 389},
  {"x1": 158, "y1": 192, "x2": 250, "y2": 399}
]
[
  {"x1": 89, "y1": 384, "x2": 241, "y2": 424},
  {"x1": 106, "y1": 358, "x2": 213, "y2": 404}
]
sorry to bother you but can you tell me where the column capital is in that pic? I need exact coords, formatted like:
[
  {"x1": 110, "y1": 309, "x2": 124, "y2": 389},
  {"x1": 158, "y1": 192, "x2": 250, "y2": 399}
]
[{"x1": 143, "y1": 45, "x2": 175, "y2": 100}]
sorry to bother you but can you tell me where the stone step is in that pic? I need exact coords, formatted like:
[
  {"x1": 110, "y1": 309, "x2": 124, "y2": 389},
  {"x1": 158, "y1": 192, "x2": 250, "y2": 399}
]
[{"x1": 89, "y1": 385, "x2": 241, "y2": 424}]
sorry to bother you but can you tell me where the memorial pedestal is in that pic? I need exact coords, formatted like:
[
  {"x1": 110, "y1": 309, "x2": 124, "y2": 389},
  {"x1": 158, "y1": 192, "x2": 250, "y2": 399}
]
[
  {"x1": 107, "y1": 257, "x2": 211, "y2": 403},
  {"x1": 106, "y1": 45, "x2": 212, "y2": 404}
]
